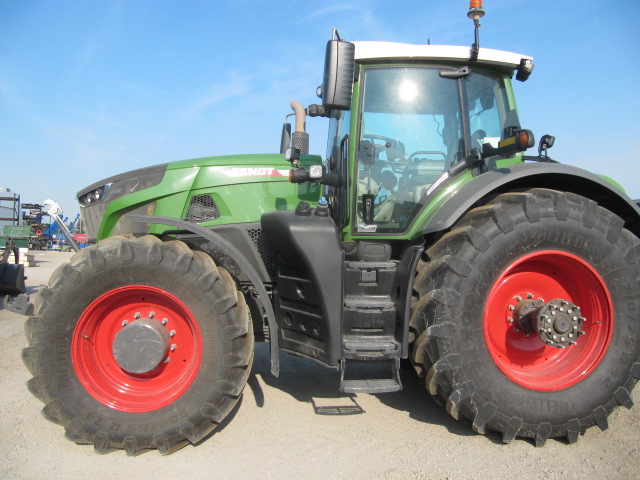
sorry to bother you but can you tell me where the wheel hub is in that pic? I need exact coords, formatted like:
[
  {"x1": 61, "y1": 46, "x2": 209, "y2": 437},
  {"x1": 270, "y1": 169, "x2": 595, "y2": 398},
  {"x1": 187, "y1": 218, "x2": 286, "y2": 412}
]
[
  {"x1": 112, "y1": 316, "x2": 171, "y2": 374},
  {"x1": 514, "y1": 298, "x2": 585, "y2": 349}
]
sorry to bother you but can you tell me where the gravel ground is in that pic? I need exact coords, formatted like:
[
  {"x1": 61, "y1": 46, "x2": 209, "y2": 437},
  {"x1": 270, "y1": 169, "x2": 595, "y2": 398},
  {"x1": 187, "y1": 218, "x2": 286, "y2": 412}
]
[{"x1": 1, "y1": 250, "x2": 639, "y2": 480}]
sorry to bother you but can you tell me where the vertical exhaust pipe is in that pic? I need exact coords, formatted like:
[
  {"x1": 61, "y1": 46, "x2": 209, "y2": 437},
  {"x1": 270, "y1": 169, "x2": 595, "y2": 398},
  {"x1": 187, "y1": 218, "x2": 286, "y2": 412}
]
[{"x1": 290, "y1": 100, "x2": 309, "y2": 155}]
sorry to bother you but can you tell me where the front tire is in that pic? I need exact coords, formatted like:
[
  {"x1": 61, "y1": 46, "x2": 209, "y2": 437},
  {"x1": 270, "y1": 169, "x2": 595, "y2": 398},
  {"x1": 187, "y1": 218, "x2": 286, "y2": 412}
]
[
  {"x1": 22, "y1": 235, "x2": 253, "y2": 455},
  {"x1": 410, "y1": 189, "x2": 640, "y2": 445}
]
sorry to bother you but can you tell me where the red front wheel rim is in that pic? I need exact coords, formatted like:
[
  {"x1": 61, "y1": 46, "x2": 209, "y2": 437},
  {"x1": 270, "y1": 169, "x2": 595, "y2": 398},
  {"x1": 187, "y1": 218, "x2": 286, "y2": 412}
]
[
  {"x1": 72, "y1": 286, "x2": 202, "y2": 412},
  {"x1": 484, "y1": 250, "x2": 613, "y2": 391}
]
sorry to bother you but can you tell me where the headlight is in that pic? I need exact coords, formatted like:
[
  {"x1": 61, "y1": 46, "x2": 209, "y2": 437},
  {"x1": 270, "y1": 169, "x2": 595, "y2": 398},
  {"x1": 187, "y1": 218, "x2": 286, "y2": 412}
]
[
  {"x1": 77, "y1": 163, "x2": 168, "y2": 207},
  {"x1": 78, "y1": 184, "x2": 111, "y2": 206},
  {"x1": 309, "y1": 164, "x2": 324, "y2": 179}
]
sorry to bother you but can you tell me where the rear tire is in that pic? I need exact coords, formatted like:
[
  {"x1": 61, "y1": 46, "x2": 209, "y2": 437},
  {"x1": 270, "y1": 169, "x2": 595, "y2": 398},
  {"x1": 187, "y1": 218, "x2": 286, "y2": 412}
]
[
  {"x1": 410, "y1": 189, "x2": 640, "y2": 445},
  {"x1": 22, "y1": 235, "x2": 253, "y2": 455}
]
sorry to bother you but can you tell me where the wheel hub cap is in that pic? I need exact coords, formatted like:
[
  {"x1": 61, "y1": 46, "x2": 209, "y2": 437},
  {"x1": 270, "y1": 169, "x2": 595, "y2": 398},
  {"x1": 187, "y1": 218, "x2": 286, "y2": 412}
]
[
  {"x1": 514, "y1": 298, "x2": 585, "y2": 349},
  {"x1": 112, "y1": 317, "x2": 171, "y2": 374}
]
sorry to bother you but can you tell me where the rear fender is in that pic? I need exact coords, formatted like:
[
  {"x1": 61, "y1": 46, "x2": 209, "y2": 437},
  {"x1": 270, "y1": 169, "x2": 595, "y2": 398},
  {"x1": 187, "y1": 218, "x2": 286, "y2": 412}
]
[{"x1": 423, "y1": 162, "x2": 640, "y2": 236}]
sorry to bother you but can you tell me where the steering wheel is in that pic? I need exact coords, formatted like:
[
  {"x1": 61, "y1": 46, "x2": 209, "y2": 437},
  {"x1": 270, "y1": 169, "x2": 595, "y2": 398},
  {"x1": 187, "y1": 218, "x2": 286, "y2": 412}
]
[
  {"x1": 408, "y1": 151, "x2": 447, "y2": 162},
  {"x1": 361, "y1": 134, "x2": 405, "y2": 160},
  {"x1": 361, "y1": 134, "x2": 411, "y2": 175},
  {"x1": 362, "y1": 134, "x2": 401, "y2": 148}
]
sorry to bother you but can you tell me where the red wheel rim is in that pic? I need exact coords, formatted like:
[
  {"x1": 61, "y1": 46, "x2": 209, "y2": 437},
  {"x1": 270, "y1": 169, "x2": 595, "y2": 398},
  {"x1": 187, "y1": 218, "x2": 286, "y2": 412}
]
[
  {"x1": 484, "y1": 250, "x2": 613, "y2": 391},
  {"x1": 72, "y1": 286, "x2": 202, "y2": 412}
]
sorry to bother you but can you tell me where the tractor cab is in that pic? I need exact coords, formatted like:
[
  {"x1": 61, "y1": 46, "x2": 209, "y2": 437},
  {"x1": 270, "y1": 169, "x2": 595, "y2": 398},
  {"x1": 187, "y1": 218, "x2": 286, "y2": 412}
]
[
  {"x1": 286, "y1": 31, "x2": 537, "y2": 241},
  {"x1": 324, "y1": 42, "x2": 534, "y2": 236}
]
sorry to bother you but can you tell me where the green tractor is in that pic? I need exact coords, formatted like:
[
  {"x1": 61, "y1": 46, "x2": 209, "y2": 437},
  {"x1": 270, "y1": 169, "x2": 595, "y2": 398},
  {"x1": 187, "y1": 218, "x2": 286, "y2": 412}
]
[{"x1": 23, "y1": 2, "x2": 640, "y2": 454}]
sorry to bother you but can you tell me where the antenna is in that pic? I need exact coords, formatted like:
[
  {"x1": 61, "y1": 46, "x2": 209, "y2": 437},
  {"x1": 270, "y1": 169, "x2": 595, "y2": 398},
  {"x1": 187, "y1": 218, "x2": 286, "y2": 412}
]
[{"x1": 468, "y1": 0, "x2": 485, "y2": 62}]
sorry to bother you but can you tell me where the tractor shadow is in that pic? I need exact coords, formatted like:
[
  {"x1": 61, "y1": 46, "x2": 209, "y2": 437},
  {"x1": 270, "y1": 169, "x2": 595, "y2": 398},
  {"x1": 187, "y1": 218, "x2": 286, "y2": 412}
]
[{"x1": 245, "y1": 343, "x2": 491, "y2": 442}]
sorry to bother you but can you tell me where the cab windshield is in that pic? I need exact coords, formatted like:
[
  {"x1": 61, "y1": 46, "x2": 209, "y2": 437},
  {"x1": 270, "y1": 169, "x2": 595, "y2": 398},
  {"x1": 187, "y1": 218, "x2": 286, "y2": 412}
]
[{"x1": 355, "y1": 66, "x2": 517, "y2": 233}]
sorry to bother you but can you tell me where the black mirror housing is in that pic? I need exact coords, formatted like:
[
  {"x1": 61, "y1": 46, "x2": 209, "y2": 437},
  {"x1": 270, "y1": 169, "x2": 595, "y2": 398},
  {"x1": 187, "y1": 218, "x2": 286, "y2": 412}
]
[
  {"x1": 280, "y1": 123, "x2": 292, "y2": 154},
  {"x1": 322, "y1": 39, "x2": 355, "y2": 110}
]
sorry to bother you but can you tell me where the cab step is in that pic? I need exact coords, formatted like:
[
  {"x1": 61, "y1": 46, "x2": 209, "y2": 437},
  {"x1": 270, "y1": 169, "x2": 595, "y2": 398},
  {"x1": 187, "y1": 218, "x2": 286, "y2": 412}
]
[{"x1": 339, "y1": 358, "x2": 402, "y2": 394}]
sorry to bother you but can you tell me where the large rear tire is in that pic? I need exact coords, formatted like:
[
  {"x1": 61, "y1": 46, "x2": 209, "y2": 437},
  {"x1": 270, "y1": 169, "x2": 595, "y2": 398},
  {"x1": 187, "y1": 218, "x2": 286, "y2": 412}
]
[
  {"x1": 22, "y1": 235, "x2": 253, "y2": 455},
  {"x1": 410, "y1": 189, "x2": 640, "y2": 445}
]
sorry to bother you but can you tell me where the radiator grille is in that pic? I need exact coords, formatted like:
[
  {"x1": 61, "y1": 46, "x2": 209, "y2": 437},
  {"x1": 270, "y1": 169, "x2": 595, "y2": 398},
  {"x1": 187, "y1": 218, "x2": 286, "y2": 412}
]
[
  {"x1": 247, "y1": 227, "x2": 276, "y2": 278},
  {"x1": 186, "y1": 194, "x2": 220, "y2": 223}
]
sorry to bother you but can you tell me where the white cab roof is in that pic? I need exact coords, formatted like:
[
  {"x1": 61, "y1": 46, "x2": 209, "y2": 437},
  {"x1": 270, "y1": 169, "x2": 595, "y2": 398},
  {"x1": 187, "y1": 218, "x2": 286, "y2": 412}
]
[{"x1": 353, "y1": 42, "x2": 532, "y2": 70}]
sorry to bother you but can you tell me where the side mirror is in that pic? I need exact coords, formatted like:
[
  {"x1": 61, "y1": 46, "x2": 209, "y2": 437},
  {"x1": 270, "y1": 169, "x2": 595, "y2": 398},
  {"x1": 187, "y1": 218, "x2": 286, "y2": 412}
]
[
  {"x1": 538, "y1": 134, "x2": 555, "y2": 155},
  {"x1": 280, "y1": 122, "x2": 292, "y2": 154},
  {"x1": 322, "y1": 35, "x2": 355, "y2": 111}
]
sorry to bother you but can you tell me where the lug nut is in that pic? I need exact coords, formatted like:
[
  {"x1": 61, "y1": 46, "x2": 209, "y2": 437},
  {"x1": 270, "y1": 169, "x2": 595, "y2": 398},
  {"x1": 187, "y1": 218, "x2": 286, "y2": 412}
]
[
  {"x1": 162, "y1": 318, "x2": 168, "y2": 325},
  {"x1": 134, "y1": 312, "x2": 141, "y2": 319},
  {"x1": 170, "y1": 330, "x2": 176, "y2": 337},
  {"x1": 170, "y1": 344, "x2": 177, "y2": 351},
  {"x1": 149, "y1": 311, "x2": 155, "y2": 318},
  {"x1": 122, "y1": 320, "x2": 128, "y2": 327}
]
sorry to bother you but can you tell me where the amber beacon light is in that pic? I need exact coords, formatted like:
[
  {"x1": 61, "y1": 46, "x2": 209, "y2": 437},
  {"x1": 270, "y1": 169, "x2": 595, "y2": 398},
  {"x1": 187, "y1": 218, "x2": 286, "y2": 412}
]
[{"x1": 468, "y1": 0, "x2": 485, "y2": 20}]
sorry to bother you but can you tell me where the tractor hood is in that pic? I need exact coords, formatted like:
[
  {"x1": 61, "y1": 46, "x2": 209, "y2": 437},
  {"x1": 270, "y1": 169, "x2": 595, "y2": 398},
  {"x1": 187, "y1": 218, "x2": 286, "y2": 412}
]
[{"x1": 77, "y1": 153, "x2": 322, "y2": 242}]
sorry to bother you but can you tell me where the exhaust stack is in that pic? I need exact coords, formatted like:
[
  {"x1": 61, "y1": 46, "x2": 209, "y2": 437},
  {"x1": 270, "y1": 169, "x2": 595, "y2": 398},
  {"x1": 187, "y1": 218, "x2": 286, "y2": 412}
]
[{"x1": 290, "y1": 100, "x2": 309, "y2": 155}]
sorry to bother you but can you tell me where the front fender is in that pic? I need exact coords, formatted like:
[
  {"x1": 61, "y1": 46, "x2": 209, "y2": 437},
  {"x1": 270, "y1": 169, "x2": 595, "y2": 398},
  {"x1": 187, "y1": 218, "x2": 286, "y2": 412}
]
[
  {"x1": 423, "y1": 162, "x2": 640, "y2": 236},
  {"x1": 130, "y1": 214, "x2": 280, "y2": 377}
]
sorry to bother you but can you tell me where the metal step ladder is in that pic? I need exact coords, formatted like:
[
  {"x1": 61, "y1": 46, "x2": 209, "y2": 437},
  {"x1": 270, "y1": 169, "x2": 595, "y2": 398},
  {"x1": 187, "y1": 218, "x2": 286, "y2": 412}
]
[{"x1": 339, "y1": 358, "x2": 402, "y2": 394}]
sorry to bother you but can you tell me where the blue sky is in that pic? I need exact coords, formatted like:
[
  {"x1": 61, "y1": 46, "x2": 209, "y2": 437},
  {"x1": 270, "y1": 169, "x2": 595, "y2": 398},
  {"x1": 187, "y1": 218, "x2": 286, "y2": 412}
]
[{"x1": 1, "y1": 0, "x2": 639, "y2": 221}]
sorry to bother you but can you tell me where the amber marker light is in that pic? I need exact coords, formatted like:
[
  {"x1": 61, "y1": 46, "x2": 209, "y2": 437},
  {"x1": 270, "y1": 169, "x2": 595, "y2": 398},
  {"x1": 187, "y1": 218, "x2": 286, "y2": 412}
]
[
  {"x1": 518, "y1": 130, "x2": 531, "y2": 148},
  {"x1": 468, "y1": 0, "x2": 485, "y2": 20}
]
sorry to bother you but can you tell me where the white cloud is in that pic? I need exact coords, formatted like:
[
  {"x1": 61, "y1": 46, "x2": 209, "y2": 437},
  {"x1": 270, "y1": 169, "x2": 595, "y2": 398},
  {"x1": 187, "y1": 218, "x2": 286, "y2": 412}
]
[
  {"x1": 175, "y1": 72, "x2": 250, "y2": 123},
  {"x1": 305, "y1": 3, "x2": 361, "y2": 20}
]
